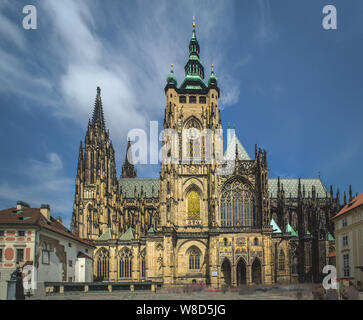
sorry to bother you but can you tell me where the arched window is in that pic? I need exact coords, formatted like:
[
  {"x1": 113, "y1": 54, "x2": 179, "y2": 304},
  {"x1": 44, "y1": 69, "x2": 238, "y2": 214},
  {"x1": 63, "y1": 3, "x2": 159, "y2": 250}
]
[
  {"x1": 118, "y1": 248, "x2": 132, "y2": 279},
  {"x1": 187, "y1": 190, "x2": 200, "y2": 219},
  {"x1": 291, "y1": 255, "x2": 298, "y2": 274},
  {"x1": 254, "y1": 237, "x2": 259, "y2": 246},
  {"x1": 279, "y1": 250, "x2": 285, "y2": 271},
  {"x1": 189, "y1": 248, "x2": 201, "y2": 270},
  {"x1": 220, "y1": 179, "x2": 255, "y2": 227},
  {"x1": 184, "y1": 118, "x2": 201, "y2": 160},
  {"x1": 96, "y1": 248, "x2": 109, "y2": 281},
  {"x1": 140, "y1": 250, "x2": 146, "y2": 278}
]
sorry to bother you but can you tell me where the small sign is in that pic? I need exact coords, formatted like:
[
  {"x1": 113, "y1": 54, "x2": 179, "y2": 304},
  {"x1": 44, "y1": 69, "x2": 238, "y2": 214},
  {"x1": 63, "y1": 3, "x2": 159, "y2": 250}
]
[{"x1": 212, "y1": 271, "x2": 217, "y2": 277}]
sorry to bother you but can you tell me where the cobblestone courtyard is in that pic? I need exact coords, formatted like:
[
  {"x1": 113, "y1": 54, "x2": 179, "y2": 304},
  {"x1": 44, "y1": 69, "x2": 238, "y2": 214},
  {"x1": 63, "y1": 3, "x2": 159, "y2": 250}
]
[{"x1": 27, "y1": 289, "x2": 363, "y2": 300}]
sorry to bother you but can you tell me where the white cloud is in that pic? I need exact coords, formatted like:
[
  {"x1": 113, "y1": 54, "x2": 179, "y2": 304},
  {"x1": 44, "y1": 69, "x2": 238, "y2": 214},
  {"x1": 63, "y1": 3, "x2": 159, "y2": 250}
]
[{"x1": 0, "y1": 153, "x2": 74, "y2": 227}]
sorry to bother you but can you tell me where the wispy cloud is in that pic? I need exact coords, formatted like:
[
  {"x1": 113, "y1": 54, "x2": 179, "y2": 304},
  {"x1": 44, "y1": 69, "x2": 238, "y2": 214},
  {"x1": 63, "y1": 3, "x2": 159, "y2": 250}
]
[{"x1": 256, "y1": 0, "x2": 278, "y2": 43}]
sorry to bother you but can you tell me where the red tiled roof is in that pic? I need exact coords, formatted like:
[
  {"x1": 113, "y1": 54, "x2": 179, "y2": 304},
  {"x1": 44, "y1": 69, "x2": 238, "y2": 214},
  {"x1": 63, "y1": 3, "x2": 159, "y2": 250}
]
[
  {"x1": 77, "y1": 252, "x2": 92, "y2": 260},
  {"x1": 332, "y1": 192, "x2": 363, "y2": 220},
  {"x1": 328, "y1": 251, "x2": 336, "y2": 257},
  {"x1": 0, "y1": 207, "x2": 94, "y2": 247}
]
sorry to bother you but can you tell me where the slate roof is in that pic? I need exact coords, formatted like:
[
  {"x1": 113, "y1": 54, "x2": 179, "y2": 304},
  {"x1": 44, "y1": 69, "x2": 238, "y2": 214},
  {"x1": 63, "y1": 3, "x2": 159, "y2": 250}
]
[
  {"x1": 223, "y1": 134, "x2": 251, "y2": 161},
  {"x1": 118, "y1": 178, "x2": 159, "y2": 198},
  {"x1": 0, "y1": 207, "x2": 94, "y2": 247},
  {"x1": 268, "y1": 178, "x2": 329, "y2": 199},
  {"x1": 286, "y1": 223, "x2": 298, "y2": 237}
]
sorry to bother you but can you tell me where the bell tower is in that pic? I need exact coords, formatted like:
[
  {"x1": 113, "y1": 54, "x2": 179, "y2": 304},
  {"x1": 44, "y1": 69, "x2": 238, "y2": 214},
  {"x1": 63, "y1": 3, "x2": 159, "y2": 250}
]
[{"x1": 160, "y1": 18, "x2": 222, "y2": 231}]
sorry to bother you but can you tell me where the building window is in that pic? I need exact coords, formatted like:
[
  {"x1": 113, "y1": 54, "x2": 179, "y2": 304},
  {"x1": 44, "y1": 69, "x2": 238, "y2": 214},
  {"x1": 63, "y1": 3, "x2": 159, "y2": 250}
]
[
  {"x1": 0, "y1": 249, "x2": 2, "y2": 262},
  {"x1": 85, "y1": 248, "x2": 88, "y2": 253},
  {"x1": 189, "y1": 96, "x2": 197, "y2": 103},
  {"x1": 0, "y1": 230, "x2": 4, "y2": 236},
  {"x1": 220, "y1": 179, "x2": 255, "y2": 227},
  {"x1": 179, "y1": 96, "x2": 186, "y2": 103},
  {"x1": 342, "y1": 218, "x2": 347, "y2": 227},
  {"x1": 118, "y1": 249, "x2": 132, "y2": 279},
  {"x1": 187, "y1": 190, "x2": 200, "y2": 219},
  {"x1": 18, "y1": 231, "x2": 25, "y2": 237},
  {"x1": 278, "y1": 250, "x2": 285, "y2": 271},
  {"x1": 16, "y1": 249, "x2": 24, "y2": 263},
  {"x1": 254, "y1": 237, "x2": 259, "y2": 246},
  {"x1": 343, "y1": 254, "x2": 350, "y2": 277},
  {"x1": 291, "y1": 255, "x2": 298, "y2": 275},
  {"x1": 68, "y1": 243, "x2": 72, "y2": 248},
  {"x1": 199, "y1": 96, "x2": 206, "y2": 104},
  {"x1": 343, "y1": 235, "x2": 348, "y2": 247},
  {"x1": 42, "y1": 244, "x2": 51, "y2": 265},
  {"x1": 141, "y1": 251, "x2": 146, "y2": 278},
  {"x1": 189, "y1": 248, "x2": 200, "y2": 270},
  {"x1": 69, "y1": 260, "x2": 73, "y2": 268},
  {"x1": 69, "y1": 277, "x2": 73, "y2": 283},
  {"x1": 96, "y1": 248, "x2": 110, "y2": 281},
  {"x1": 224, "y1": 238, "x2": 228, "y2": 246}
]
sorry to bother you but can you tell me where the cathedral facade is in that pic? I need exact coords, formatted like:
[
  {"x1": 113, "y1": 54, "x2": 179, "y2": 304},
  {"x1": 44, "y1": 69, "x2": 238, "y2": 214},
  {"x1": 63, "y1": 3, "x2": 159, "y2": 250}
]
[{"x1": 71, "y1": 22, "x2": 341, "y2": 287}]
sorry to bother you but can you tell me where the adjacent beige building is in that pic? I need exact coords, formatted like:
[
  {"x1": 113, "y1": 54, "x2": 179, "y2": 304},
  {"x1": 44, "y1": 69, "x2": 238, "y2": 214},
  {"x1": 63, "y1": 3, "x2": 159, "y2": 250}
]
[{"x1": 332, "y1": 192, "x2": 363, "y2": 289}]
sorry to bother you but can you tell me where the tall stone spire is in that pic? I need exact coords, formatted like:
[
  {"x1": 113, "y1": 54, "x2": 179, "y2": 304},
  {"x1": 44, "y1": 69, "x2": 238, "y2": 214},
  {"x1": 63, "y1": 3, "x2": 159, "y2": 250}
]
[
  {"x1": 121, "y1": 138, "x2": 137, "y2": 178},
  {"x1": 92, "y1": 86, "x2": 105, "y2": 129}
]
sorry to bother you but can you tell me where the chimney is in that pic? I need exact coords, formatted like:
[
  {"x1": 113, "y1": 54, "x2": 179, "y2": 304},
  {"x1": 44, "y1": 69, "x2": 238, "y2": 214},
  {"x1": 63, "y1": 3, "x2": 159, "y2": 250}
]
[
  {"x1": 17, "y1": 200, "x2": 30, "y2": 210},
  {"x1": 56, "y1": 216, "x2": 63, "y2": 225},
  {"x1": 40, "y1": 204, "x2": 50, "y2": 220}
]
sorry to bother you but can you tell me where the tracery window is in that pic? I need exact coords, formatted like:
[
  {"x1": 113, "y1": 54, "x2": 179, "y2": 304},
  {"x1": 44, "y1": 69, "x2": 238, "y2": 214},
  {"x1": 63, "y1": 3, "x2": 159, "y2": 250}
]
[
  {"x1": 141, "y1": 250, "x2": 146, "y2": 278},
  {"x1": 184, "y1": 118, "x2": 201, "y2": 160},
  {"x1": 189, "y1": 248, "x2": 201, "y2": 270},
  {"x1": 96, "y1": 248, "x2": 109, "y2": 280},
  {"x1": 119, "y1": 248, "x2": 132, "y2": 279},
  {"x1": 220, "y1": 179, "x2": 255, "y2": 227},
  {"x1": 279, "y1": 250, "x2": 285, "y2": 271},
  {"x1": 187, "y1": 190, "x2": 200, "y2": 219}
]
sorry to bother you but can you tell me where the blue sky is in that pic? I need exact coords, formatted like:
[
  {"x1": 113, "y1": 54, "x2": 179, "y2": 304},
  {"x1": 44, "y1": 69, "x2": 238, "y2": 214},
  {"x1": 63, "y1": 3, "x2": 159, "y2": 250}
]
[{"x1": 0, "y1": 0, "x2": 362, "y2": 228}]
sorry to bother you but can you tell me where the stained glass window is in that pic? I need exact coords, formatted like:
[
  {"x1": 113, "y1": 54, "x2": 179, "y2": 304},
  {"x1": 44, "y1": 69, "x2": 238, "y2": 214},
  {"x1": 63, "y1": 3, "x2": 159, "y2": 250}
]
[
  {"x1": 119, "y1": 248, "x2": 132, "y2": 279},
  {"x1": 188, "y1": 190, "x2": 200, "y2": 219},
  {"x1": 279, "y1": 250, "x2": 285, "y2": 271},
  {"x1": 96, "y1": 248, "x2": 109, "y2": 280},
  {"x1": 220, "y1": 179, "x2": 255, "y2": 227},
  {"x1": 189, "y1": 248, "x2": 200, "y2": 270}
]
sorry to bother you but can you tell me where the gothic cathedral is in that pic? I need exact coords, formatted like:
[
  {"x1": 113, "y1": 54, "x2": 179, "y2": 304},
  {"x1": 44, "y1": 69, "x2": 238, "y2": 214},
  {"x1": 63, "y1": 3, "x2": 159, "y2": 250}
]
[{"x1": 71, "y1": 21, "x2": 341, "y2": 287}]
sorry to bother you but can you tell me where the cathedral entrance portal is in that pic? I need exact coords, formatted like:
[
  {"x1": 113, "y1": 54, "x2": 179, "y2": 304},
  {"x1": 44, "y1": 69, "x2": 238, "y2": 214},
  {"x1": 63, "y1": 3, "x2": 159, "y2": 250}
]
[
  {"x1": 236, "y1": 258, "x2": 247, "y2": 286},
  {"x1": 221, "y1": 259, "x2": 232, "y2": 286},
  {"x1": 252, "y1": 258, "x2": 262, "y2": 284}
]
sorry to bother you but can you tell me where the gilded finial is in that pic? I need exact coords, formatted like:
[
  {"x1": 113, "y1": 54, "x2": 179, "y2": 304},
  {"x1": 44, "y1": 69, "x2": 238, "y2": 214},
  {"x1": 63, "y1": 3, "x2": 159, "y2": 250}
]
[
  {"x1": 211, "y1": 64, "x2": 214, "y2": 71},
  {"x1": 192, "y1": 16, "x2": 195, "y2": 28},
  {"x1": 171, "y1": 64, "x2": 173, "y2": 69}
]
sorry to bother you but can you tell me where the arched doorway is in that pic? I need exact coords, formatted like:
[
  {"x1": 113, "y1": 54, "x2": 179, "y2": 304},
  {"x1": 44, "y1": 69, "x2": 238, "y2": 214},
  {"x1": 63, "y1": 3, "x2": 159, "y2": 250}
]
[
  {"x1": 252, "y1": 258, "x2": 262, "y2": 284},
  {"x1": 236, "y1": 258, "x2": 247, "y2": 286},
  {"x1": 221, "y1": 258, "x2": 231, "y2": 286}
]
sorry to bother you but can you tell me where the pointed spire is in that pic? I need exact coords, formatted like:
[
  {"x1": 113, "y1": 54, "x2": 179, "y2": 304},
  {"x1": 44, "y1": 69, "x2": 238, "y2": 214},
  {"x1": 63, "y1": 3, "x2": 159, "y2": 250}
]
[
  {"x1": 92, "y1": 86, "x2": 105, "y2": 129},
  {"x1": 349, "y1": 185, "x2": 352, "y2": 202},
  {"x1": 121, "y1": 138, "x2": 137, "y2": 178},
  {"x1": 343, "y1": 191, "x2": 347, "y2": 205}
]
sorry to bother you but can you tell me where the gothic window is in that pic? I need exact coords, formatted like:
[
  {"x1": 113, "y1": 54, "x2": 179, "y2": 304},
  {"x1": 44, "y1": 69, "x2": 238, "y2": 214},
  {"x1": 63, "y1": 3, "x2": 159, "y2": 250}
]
[
  {"x1": 118, "y1": 248, "x2": 132, "y2": 279},
  {"x1": 254, "y1": 237, "x2": 258, "y2": 246},
  {"x1": 220, "y1": 179, "x2": 255, "y2": 227},
  {"x1": 189, "y1": 247, "x2": 201, "y2": 270},
  {"x1": 187, "y1": 190, "x2": 200, "y2": 219},
  {"x1": 184, "y1": 118, "x2": 201, "y2": 161},
  {"x1": 278, "y1": 250, "x2": 285, "y2": 271},
  {"x1": 141, "y1": 250, "x2": 146, "y2": 278},
  {"x1": 291, "y1": 255, "x2": 298, "y2": 275},
  {"x1": 96, "y1": 248, "x2": 109, "y2": 280}
]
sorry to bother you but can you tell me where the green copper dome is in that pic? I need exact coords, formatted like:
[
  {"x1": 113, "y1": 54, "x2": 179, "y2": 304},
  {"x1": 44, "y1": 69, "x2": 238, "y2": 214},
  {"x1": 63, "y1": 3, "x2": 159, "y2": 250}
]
[
  {"x1": 166, "y1": 64, "x2": 177, "y2": 86},
  {"x1": 208, "y1": 64, "x2": 218, "y2": 87}
]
